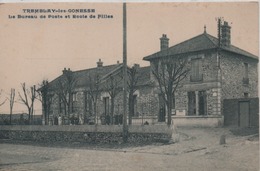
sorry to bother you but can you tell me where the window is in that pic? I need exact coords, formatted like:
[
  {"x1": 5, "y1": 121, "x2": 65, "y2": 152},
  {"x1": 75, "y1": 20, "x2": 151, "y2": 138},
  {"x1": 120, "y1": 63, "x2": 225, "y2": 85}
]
[
  {"x1": 190, "y1": 58, "x2": 203, "y2": 82},
  {"x1": 88, "y1": 96, "x2": 93, "y2": 116},
  {"x1": 72, "y1": 92, "x2": 78, "y2": 113},
  {"x1": 84, "y1": 92, "x2": 93, "y2": 116},
  {"x1": 188, "y1": 91, "x2": 207, "y2": 116},
  {"x1": 244, "y1": 93, "x2": 249, "y2": 98},
  {"x1": 103, "y1": 97, "x2": 110, "y2": 116},
  {"x1": 59, "y1": 95, "x2": 63, "y2": 113},
  {"x1": 133, "y1": 95, "x2": 137, "y2": 116},
  {"x1": 198, "y1": 91, "x2": 207, "y2": 115},
  {"x1": 72, "y1": 92, "x2": 77, "y2": 102},
  {"x1": 244, "y1": 63, "x2": 249, "y2": 78},
  {"x1": 243, "y1": 63, "x2": 249, "y2": 84}
]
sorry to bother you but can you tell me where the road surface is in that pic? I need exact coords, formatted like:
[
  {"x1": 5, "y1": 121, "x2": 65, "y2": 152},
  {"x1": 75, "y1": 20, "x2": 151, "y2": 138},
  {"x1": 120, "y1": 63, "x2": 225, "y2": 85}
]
[{"x1": 0, "y1": 127, "x2": 258, "y2": 171}]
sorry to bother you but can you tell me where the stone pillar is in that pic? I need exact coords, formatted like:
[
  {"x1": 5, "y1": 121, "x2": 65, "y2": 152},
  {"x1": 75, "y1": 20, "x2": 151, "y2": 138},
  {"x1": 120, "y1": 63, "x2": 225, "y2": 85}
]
[
  {"x1": 216, "y1": 88, "x2": 222, "y2": 115},
  {"x1": 212, "y1": 88, "x2": 221, "y2": 115},
  {"x1": 195, "y1": 91, "x2": 199, "y2": 116}
]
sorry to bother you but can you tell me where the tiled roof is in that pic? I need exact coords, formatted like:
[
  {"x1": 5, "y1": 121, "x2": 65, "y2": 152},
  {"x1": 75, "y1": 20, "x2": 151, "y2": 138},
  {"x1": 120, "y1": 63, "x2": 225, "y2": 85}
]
[
  {"x1": 48, "y1": 64, "x2": 122, "y2": 90},
  {"x1": 47, "y1": 64, "x2": 151, "y2": 91},
  {"x1": 143, "y1": 33, "x2": 258, "y2": 60},
  {"x1": 75, "y1": 64, "x2": 123, "y2": 88}
]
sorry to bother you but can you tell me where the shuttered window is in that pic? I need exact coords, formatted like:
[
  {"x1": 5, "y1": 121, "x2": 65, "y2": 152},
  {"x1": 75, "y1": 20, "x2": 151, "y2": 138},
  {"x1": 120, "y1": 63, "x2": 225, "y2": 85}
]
[
  {"x1": 243, "y1": 63, "x2": 249, "y2": 84},
  {"x1": 191, "y1": 58, "x2": 202, "y2": 82}
]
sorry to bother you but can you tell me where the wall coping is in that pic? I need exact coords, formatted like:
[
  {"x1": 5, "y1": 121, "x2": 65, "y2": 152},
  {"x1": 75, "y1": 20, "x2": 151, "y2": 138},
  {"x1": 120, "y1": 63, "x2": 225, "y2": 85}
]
[
  {"x1": 132, "y1": 115, "x2": 223, "y2": 119},
  {"x1": 0, "y1": 125, "x2": 172, "y2": 135},
  {"x1": 172, "y1": 115, "x2": 223, "y2": 119}
]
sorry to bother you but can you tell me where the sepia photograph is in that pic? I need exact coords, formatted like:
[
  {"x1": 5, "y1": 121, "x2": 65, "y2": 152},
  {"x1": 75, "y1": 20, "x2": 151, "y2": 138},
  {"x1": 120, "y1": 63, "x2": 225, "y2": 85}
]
[{"x1": 0, "y1": 1, "x2": 258, "y2": 170}]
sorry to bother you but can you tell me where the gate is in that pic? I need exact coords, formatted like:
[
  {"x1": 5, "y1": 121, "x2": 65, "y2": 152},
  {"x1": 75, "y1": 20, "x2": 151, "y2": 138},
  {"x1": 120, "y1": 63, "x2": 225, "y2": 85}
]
[
  {"x1": 238, "y1": 101, "x2": 250, "y2": 127},
  {"x1": 223, "y1": 98, "x2": 258, "y2": 127}
]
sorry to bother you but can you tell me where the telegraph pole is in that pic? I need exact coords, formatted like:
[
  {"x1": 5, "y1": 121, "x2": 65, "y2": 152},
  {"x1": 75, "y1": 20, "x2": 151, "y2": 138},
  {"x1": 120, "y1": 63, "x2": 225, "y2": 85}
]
[{"x1": 122, "y1": 2, "x2": 128, "y2": 143}]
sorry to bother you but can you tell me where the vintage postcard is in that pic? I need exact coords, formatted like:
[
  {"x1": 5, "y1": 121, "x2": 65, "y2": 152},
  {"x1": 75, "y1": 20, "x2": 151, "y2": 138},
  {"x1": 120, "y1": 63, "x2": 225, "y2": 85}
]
[{"x1": 0, "y1": 1, "x2": 258, "y2": 171}]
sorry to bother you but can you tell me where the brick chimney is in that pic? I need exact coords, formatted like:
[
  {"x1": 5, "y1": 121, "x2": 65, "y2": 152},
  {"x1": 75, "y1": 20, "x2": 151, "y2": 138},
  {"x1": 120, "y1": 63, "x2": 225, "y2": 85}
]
[
  {"x1": 160, "y1": 34, "x2": 169, "y2": 51},
  {"x1": 221, "y1": 21, "x2": 231, "y2": 47},
  {"x1": 97, "y1": 59, "x2": 103, "y2": 67},
  {"x1": 133, "y1": 63, "x2": 140, "y2": 69},
  {"x1": 62, "y1": 67, "x2": 67, "y2": 74},
  {"x1": 62, "y1": 67, "x2": 72, "y2": 74}
]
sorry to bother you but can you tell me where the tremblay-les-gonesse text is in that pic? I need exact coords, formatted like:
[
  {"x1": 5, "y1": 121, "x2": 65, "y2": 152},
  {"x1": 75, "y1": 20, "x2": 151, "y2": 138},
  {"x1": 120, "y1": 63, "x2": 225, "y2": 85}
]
[{"x1": 9, "y1": 9, "x2": 113, "y2": 19}]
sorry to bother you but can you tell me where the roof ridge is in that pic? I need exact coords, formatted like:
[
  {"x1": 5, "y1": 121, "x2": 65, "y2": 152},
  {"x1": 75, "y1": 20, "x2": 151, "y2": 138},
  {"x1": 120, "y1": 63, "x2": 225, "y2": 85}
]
[
  {"x1": 73, "y1": 63, "x2": 122, "y2": 73},
  {"x1": 203, "y1": 33, "x2": 219, "y2": 47},
  {"x1": 168, "y1": 33, "x2": 206, "y2": 49},
  {"x1": 100, "y1": 64, "x2": 123, "y2": 81}
]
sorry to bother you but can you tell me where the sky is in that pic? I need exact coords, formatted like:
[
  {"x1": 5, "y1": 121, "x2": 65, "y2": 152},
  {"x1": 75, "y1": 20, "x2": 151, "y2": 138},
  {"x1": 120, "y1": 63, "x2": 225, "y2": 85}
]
[{"x1": 0, "y1": 2, "x2": 258, "y2": 114}]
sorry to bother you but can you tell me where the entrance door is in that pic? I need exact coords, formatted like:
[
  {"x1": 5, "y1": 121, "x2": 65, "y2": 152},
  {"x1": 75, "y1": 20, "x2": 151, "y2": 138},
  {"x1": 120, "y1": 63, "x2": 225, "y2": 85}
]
[
  {"x1": 239, "y1": 101, "x2": 250, "y2": 127},
  {"x1": 188, "y1": 92, "x2": 196, "y2": 115}
]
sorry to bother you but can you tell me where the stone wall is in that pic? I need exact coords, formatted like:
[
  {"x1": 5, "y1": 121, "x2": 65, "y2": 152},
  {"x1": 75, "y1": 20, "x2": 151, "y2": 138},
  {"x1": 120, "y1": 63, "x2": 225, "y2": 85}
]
[
  {"x1": 172, "y1": 115, "x2": 223, "y2": 127},
  {"x1": 173, "y1": 51, "x2": 220, "y2": 115},
  {"x1": 220, "y1": 51, "x2": 258, "y2": 100},
  {"x1": 48, "y1": 83, "x2": 157, "y2": 123},
  {"x1": 0, "y1": 125, "x2": 172, "y2": 144}
]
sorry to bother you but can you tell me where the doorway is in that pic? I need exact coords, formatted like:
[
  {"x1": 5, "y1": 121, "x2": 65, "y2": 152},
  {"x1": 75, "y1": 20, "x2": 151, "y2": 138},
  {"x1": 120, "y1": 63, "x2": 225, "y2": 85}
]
[{"x1": 188, "y1": 91, "x2": 196, "y2": 115}]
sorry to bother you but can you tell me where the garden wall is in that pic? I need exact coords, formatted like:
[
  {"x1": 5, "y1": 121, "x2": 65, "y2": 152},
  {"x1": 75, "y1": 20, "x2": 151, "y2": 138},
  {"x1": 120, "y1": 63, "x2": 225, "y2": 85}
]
[
  {"x1": 0, "y1": 125, "x2": 172, "y2": 144},
  {"x1": 172, "y1": 115, "x2": 224, "y2": 127}
]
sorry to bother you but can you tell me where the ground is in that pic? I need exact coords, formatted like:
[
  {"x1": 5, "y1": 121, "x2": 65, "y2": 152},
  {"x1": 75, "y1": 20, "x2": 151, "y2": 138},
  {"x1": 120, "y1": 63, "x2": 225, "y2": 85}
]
[{"x1": 0, "y1": 127, "x2": 258, "y2": 171}]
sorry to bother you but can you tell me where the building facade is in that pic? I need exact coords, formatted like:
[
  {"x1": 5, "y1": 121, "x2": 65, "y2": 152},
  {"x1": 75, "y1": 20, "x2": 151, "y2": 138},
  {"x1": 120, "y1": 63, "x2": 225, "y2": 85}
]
[
  {"x1": 143, "y1": 21, "x2": 258, "y2": 126},
  {"x1": 43, "y1": 21, "x2": 258, "y2": 126}
]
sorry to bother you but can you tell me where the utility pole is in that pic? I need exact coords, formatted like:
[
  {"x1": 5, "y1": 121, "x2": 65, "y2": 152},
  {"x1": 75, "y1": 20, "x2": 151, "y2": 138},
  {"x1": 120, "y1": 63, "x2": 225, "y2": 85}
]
[{"x1": 122, "y1": 2, "x2": 128, "y2": 143}]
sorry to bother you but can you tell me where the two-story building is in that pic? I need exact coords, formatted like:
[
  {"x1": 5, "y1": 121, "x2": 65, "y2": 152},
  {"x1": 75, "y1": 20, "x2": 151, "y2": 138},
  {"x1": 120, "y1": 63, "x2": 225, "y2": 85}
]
[{"x1": 143, "y1": 21, "x2": 258, "y2": 127}]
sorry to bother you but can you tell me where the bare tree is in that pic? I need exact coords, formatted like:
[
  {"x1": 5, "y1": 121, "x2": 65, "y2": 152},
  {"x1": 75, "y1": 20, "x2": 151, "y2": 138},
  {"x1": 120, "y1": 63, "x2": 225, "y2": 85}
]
[
  {"x1": 18, "y1": 83, "x2": 37, "y2": 124},
  {"x1": 87, "y1": 74, "x2": 101, "y2": 124},
  {"x1": 104, "y1": 74, "x2": 122, "y2": 124},
  {"x1": 9, "y1": 88, "x2": 15, "y2": 124},
  {"x1": 152, "y1": 57, "x2": 189, "y2": 126},
  {"x1": 127, "y1": 65, "x2": 140, "y2": 125},
  {"x1": 38, "y1": 80, "x2": 55, "y2": 125},
  {"x1": 0, "y1": 90, "x2": 7, "y2": 107},
  {"x1": 56, "y1": 70, "x2": 77, "y2": 116}
]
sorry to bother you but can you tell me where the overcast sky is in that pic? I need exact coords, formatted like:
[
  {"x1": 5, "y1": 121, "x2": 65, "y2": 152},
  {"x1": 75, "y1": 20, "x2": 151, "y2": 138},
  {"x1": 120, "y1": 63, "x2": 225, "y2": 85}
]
[{"x1": 0, "y1": 2, "x2": 258, "y2": 114}]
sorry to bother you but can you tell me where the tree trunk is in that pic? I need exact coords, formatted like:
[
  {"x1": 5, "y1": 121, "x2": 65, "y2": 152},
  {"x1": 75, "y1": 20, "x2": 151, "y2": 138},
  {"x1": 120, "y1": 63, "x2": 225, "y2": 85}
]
[
  {"x1": 64, "y1": 101, "x2": 67, "y2": 116},
  {"x1": 31, "y1": 107, "x2": 34, "y2": 125},
  {"x1": 68, "y1": 94, "x2": 72, "y2": 114},
  {"x1": 128, "y1": 94, "x2": 133, "y2": 125},
  {"x1": 43, "y1": 107, "x2": 46, "y2": 125},
  {"x1": 167, "y1": 104, "x2": 172, "y2": 126},
  {"x1": 167, "y1": 93, "x2": 172, "y2": 126},
  {"x1": 94, "y1": 101, "x2": 97, "y2": 124},
  {"x1": 9, "y1": 109, "x2": 12, "y2": 125},
  {"x1": 47, "y1": 105, "x2": 50, "y2": 125},
  {"x1": 44, "y1": 108, "x2": 46, "y2": 125},
  {"x1": 111, "y1": 97, "x2": 114, "y2": 125}
]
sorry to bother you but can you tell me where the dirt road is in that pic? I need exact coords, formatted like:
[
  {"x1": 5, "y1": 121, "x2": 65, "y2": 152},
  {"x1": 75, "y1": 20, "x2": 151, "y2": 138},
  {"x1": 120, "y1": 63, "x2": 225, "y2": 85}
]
[{"x1": 0, "y1": 127, "x2": 258, "y2": 171}]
